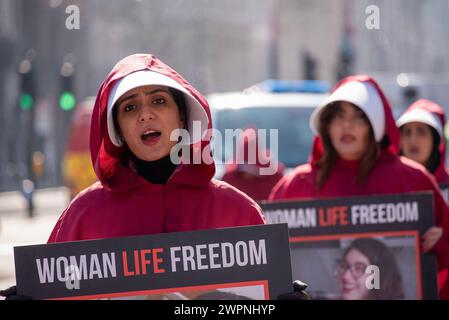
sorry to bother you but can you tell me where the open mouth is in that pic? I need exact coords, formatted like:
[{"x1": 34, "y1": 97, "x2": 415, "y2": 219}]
[
  {"x1": 141, "y1": 129, "x2": 162, "y2": 141},
  {"x1": 341, "y1": 134, "x2": 356, "y2": 143}
]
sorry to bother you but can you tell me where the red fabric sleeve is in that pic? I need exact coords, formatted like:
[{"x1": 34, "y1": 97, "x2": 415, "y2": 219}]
[
  {"x1": 47, "y1": 205, "x2": 83, "y2": 243},
  {"x1": 268, "y1": 176, "x2": 289, "y2": 201},
  {"x1": 251, "y1": 202, "x2": 267, "y2": 225}
]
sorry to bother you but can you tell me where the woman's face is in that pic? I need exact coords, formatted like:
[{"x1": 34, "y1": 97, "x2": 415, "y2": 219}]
[
  {"x1": 339, "y1": 248, "x2": 370, "y2": 300},
  {"x1": 400, "y1": 122, "x2": 433, "y2": 166},
  {"x1": 328, "y1": 102, "x2": 371, "y2": 161},
  {"x1": 116, "y1": 85, "x2": 184, "y2": 161}
]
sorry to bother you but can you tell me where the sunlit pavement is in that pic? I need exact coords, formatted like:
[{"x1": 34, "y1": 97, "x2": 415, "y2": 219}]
[{"x1": 0, "y1": 188, "x2": 70, "y2": 298}]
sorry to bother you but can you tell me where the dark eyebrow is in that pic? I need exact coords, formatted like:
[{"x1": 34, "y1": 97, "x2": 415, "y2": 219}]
[
  {"x1": 117, "y1": 93, "x2": 138, "y2": 106},
  {"x1": 117, "y1": 89, "x2": 170, "y2": 106},
  {"x1": 146, "y1": 89, "x2": 170, "y2": 96}
]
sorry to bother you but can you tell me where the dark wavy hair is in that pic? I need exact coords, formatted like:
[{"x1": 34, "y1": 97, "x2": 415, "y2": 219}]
[
  {"x1": 343, "y1": 238, "x2": 404, "y2": 300},
  {"x1": 316, "y1": 102, "x2": 383, "y2": 189}
]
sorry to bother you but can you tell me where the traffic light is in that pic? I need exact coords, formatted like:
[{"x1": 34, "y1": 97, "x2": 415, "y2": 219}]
[
  {"x1": 18, "y1": 59, "x2": 35, "y2": 111},
  {"x1": 59, "y1": 62, "x2": 76, "y2": 111}
]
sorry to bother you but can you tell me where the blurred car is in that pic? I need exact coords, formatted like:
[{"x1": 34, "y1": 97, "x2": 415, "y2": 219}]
[
  {"x1": 62, "y1": 97, "x2": 98, "y2": 199},
  {"x1": 208, "y1": 80, "x2": 330, "y2": 178}
]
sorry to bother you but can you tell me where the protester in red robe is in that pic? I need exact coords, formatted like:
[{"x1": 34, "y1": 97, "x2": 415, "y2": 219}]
[
  {"x1": 222, "y1": 128, "x2": 284, "y2": 201},
  {"x1": 269, "y1": 75, "x2": 449, "y2": 299}
]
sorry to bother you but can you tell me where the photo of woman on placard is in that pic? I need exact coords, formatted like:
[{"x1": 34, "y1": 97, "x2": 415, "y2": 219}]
[{"x1": 336, "y1": 238, "x2": 404, "y2": 300}]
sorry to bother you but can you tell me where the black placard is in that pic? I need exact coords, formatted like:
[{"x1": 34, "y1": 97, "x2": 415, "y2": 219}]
[
  {"x1": 14, "y1": 224, "x2": 292, "y2": 300},
  {"x1": 261, "y1": 192, "x2": 438, "y2": 300}
]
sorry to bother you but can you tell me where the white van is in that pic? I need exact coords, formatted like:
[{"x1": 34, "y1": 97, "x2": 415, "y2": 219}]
[{"x1": 208, "y1": 80, "x2": 330, "y2": 178}]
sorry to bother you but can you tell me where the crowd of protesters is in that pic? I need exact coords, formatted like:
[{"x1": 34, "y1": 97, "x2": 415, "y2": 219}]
[{"x1": 2, "y1": 53, "x2": 449, "y2": 300}]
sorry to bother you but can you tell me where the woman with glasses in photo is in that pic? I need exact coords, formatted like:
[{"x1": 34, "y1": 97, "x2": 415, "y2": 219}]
[{"x1": 336, "y1": 238, "x2": 404, "y2": 300}]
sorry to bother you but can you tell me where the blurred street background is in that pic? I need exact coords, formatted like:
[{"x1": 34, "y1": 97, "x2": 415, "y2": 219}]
[
  {"x1": 0, "y1": 187, "x2": 67, "y2": 291},
  {"x1": 2, "y1": 0, "x2": 449, "y2": 294}
]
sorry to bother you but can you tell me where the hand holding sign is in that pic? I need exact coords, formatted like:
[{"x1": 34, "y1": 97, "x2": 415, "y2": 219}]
[
  {"x1": 422, "y1": 227, "x2": 443, "y2": 253},
  {"x1": 0, "y1": 286, "x2": 32, "y2": 300},
  {"x1": 277, "y1": 280, "x2": 311, "y2": 300}
]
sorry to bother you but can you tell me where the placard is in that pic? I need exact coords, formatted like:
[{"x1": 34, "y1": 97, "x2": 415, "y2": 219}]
[
  {"x1": 14, "y1": 224, "x2": 292, "y2": 300},
  {"x1": 261, "y1": 192, "x2": 438, "y2": 300}
]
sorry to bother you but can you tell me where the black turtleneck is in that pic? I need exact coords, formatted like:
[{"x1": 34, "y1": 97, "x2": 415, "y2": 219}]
[{"x1": 131, "y1": 154, "x2": 178, "y2": 185}]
